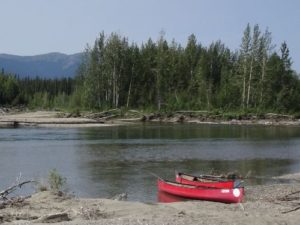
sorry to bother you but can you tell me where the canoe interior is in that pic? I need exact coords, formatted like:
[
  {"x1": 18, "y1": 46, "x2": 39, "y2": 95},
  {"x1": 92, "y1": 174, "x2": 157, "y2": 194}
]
[
  {"x1": 177, "y1": 172, "x2": 234, "y2": 182},
  {"x1": 163, "y1": 179, "x2": 229, "y2": 190}
]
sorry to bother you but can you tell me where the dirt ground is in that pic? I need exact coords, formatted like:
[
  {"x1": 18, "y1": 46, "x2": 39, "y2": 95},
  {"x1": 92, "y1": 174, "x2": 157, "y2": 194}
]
[{"x1": 0, "y1": 173, "x2": 300, "y2": 225}]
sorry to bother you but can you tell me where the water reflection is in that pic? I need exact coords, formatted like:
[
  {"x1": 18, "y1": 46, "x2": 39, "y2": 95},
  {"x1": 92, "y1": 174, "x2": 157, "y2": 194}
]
[{"x1": 80, "y1": 123, "x2": 300, "y2": 140}]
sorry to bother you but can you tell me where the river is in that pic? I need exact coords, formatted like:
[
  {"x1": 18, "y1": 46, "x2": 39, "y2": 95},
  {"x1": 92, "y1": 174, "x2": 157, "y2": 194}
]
[{"x1": 0, "y1": 123, "x2": 300, "y2": 202}]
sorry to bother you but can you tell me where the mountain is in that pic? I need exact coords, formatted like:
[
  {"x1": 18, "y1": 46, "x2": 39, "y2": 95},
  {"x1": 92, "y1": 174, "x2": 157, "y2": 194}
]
[{"x1": 0, "y1": 52, "x2": 83, "y2": 78}]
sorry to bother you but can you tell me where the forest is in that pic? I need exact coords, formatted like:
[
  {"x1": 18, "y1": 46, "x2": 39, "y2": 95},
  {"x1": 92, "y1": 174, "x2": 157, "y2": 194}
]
[{"x1": 1, "y1": 24, "x2": 300, "y2": 114}]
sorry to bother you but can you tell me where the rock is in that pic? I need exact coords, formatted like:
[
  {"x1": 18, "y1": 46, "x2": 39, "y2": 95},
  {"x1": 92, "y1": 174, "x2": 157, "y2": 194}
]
[
  {"x1": 176, "y1": 115, "x2": 185, "y2": 123},
  {"x1": 141, "y1": 115, "x2": 147, "y2": 122},
  {"x1": 111, "y1": 193, "x2": 128, "y2": 201}
]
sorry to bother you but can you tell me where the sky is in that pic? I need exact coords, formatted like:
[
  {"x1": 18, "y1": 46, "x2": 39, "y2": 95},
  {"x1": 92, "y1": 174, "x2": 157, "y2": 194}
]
[{"x1": 0, "y1": 0, "x2": 299, "y2": 71}]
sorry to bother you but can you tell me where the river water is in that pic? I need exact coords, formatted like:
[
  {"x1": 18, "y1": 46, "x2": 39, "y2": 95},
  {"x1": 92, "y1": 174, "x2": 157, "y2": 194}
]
[{"x1": 0, "y1": 123, "x2": 300, "y2": 202}]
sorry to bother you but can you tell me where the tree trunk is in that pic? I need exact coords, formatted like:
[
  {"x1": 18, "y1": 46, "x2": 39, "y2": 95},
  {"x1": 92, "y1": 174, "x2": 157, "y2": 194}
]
[
  {"x1": 116, "y1": 82, "x2": 119, "y2": 108},
  {"x1": 112, "y1": 62, "x2": 116, "y2": 107},
  {"x1": 155, "y1": 70, "x2": 161, "y2": 111},
  {"x1": 246, "y1": 56, "x2": 254, "y2": 108},
  {"x1": 242, "y1": 58, "x2": 247, "y2": 109},
  {"x1": 259, "y1": 57, "x2": 266, "y2": 105},
  {"x1": 126, "y1": 64, "x2": 134, "y2": 108},
  {"x1": 207, "y1": 59, "x2": 213, "y2": 109},
  {"x1": 206, "y1": 87, "x2": 210, "y2": 109},
  {"x1": 126, "y1": 78, "x2": 132, "y2": 108},
  {"x1": 97, "y1": 77, "x2": 101, "y2": 108}
]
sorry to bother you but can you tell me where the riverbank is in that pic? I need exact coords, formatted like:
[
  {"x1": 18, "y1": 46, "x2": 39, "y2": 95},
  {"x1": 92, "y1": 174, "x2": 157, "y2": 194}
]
[
  {"x1": 1, "y1": 173, "x2": 300, "y2": 225},
  {"x1": 0, "y1": 111, "x2": 122, "y2": 128},
  {"x1": 1, "y1": 110, "x2": 300, "y2": 128}
]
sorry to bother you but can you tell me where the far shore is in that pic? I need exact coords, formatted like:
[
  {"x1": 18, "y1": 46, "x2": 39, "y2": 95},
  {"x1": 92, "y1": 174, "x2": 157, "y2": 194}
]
[
  {"x1": 0, "y1": 173, "x2": 300, "y2": 225},
  {"x1": 0, "y1": 111, "x2": 121, "y2": 128},
  {"x1": 0, "y1": 109, "x2": 300, "y2": 128}
]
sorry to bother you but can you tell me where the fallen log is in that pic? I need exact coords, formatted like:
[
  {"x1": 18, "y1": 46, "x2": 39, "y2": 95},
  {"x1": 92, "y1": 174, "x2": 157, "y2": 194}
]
[
  {"x1": 278, "y1": 189, "x2": 300, "y2": 214},
  {"x1": 36, "y1": 213, "x2": 70, "y2": 223}
]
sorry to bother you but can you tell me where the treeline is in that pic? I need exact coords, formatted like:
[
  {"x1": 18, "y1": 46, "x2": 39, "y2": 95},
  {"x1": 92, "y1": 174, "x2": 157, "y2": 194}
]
[
  {"x1": 75, "y1": 24, "x2": 300, "y2": 112},
  {"x1": 0, "y1": 72, "x2": 20, "y2": 105},
  {"x1": 0, "y1": 24, "x2": 300, "y2": 113},
  {"x1": 0, "y1": 71, "x2": 74, "y2": 108}
]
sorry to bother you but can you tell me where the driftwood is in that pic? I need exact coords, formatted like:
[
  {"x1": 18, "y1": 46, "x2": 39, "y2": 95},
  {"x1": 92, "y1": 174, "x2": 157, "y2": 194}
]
[
  {"x1": 278, "y1": 190, "x2": 300, "y2": 214},
  {"x1": 0, "y1": 196, "x2": 30, "y2": 209},
  {"x1": 0, "y1": 180, "x2": 35, "y2": 200},
  {"x1": 278, "y1": 190, "x2": 300, "y2": 202},
  {"x1": 175, "y1": 110, "x2": 209, "y2": 114},
  {"x1": 282, "y1": 206, "x2": 300, "y2": 214},
  {"x1": 0, "y1": 180, "x2": 35, "y2": 209},
  {"x1": 36, "y1": 213, "x2": 70, "y2": 223},
  {"x1": 127, "y1": 110, "x2": 143, "y2": 115},
  {"x1": 85, "y1": 109, "x2": 121, "y2": 121},
  {"x1": 265, "y1": 113, "x2": 294, "y2": 119},
  {"x1": 283, "y1": 190, "x2": 300, "y2": 197}
]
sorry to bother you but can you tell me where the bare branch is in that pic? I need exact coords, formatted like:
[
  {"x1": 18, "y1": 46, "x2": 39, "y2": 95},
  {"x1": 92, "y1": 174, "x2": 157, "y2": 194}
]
[{"x1": 0, "y1": 180, "x2": 35, "y2": 200}]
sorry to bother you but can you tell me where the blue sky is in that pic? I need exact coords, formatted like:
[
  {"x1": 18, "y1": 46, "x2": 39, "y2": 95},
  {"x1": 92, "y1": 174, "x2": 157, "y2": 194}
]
[{"x1": 0, "y1": 0, "x2": 299, "y2": 71}]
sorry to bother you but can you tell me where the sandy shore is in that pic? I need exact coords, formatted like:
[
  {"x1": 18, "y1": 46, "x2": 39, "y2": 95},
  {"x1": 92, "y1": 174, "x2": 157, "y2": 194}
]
[
  {"x1": 0, "y1": 111, "x2": 122, "y2": 128},
  {"x1": 1, "y1": 173, "x2": 300, "y2": 225},
  {"x1": 1, "y1": 110, "x2": 300, "y2": 128}
]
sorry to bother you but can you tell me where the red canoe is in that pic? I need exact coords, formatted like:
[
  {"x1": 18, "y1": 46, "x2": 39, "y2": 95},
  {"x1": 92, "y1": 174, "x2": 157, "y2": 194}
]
[
  {"x1": 158, "y1": 179, "x2": 244, "y2": 203},
  {"x1": 158, "y1": 191, "x2": 187, "y2": 203},
  {"x1": 176, "y1": 172, "x2": 237, "y2": 189}
]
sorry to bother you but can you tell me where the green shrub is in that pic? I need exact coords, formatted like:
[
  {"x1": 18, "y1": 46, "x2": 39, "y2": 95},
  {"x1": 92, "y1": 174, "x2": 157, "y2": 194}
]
[
  {"x1": 293, "y1": 112, "x2": 300, "y2": 119},
  {"x1": 48, "y1": 169, "x2": 67, "y2": 193}
]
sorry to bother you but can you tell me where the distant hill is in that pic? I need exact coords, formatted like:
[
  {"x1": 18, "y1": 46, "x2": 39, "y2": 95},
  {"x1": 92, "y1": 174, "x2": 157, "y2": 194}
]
[{"x1": 0, "y1": 52, "x2": 83, "y2": 78}]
